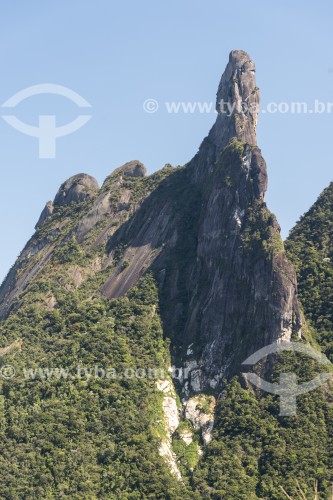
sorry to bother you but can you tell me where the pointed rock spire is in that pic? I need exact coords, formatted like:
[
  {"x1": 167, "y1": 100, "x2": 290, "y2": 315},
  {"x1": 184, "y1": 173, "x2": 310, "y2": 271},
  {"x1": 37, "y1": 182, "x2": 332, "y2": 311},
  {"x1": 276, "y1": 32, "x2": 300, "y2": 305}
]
[
  {"x1": 212, "y1": 50, "x2": 259, "y2": 151},
  {"x1": 190, "y1": 50, "x2": 260, "y2": 183}
]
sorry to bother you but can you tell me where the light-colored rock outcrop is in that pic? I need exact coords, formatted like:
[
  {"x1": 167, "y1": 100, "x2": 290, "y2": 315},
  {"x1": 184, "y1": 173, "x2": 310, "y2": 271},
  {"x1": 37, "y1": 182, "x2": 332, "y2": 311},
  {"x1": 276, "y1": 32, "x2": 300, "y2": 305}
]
[
  {"x1": 185, "y1": 395, "x2": 216, "y2": 446},
  {"x1": 156, "y1": 378, "x2": 182, "y2": 480}
]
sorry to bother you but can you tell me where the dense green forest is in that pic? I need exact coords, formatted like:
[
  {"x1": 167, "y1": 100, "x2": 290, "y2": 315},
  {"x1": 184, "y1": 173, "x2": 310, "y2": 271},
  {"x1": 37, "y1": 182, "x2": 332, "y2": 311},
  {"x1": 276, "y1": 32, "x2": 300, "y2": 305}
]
[
  {"x1": 0, "y1": 165, "x2": 332, "y2": 498},
  {"x1": 0, "y1": 269, "x2": 332, "y2": 498},
  {"x1": 286, "y1": 182, "x2": 333, "y2": 362},
  {"x1": 0, "y1": 274, "x2": 188, "y2": 498}
]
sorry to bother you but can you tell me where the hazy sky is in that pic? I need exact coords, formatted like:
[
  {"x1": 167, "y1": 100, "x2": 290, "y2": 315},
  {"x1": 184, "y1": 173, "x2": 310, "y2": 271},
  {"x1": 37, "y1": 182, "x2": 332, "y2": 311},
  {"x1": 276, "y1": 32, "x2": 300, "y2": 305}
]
[{"x1": 1, "y1": 1, "x2": 333, "y2": 283}]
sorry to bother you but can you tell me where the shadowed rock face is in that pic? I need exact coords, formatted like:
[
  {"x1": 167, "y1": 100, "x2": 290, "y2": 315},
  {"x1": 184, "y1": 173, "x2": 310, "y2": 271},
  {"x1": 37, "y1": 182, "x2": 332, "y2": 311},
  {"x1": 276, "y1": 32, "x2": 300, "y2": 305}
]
[
  {"x1": 100, "y1": 50, "x2": 301, "y2": 391},
  {"x1": 0, "y1": 50, "x2": 302, "y2": 395},
  {"x1": 98, "y1": 50, "x2": 301, "y2": 392}
]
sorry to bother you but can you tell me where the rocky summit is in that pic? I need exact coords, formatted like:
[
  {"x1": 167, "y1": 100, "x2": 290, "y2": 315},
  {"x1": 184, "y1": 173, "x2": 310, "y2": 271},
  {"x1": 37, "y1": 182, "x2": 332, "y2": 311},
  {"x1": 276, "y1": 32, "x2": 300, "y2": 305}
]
[{"x1": 0, "y1": 51, "x2": 332, "y2": 499}]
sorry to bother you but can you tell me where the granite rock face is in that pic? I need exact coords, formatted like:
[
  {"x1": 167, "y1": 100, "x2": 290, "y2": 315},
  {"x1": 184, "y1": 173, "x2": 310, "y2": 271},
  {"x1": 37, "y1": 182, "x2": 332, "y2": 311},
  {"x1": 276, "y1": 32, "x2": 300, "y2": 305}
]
[
  {"x1": 115, "y1": 160, "x2": 147, "y2": 178},
  {"x1": 103, "y1": 161, "x2": 147, "y2": 185},
  {"x1": 54, "y1": 174, "x2": 99, "y2": 207},
  {"x1": 0, "y1": 50, "x2": 302, "y2": 395},
  {"x1": 190, "y1": 50, "x2": 260, "y2": 185},
  {"x1": 214, "y1": 50, "x2": 259, "y2": 148},
  {"x1": 35, "y1": 201, "x2": 54, "y2": 229}
]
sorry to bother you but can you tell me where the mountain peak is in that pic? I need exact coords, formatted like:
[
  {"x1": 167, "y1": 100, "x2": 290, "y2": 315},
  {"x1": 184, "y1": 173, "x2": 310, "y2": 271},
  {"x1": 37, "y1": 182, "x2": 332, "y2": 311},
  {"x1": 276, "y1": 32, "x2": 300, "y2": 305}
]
[
  {"x1": 54, "y1": 173, "x2": 99, "y2": 207},
  {"x1": 213, "y1": 49, "x2": 259, "y2": 150},
  {"x1": 107, "y1": 160, "x2": 147, "y2": 180},
  {"x1": 190, "y1": 50, "x2": 260, "y2": 182}
]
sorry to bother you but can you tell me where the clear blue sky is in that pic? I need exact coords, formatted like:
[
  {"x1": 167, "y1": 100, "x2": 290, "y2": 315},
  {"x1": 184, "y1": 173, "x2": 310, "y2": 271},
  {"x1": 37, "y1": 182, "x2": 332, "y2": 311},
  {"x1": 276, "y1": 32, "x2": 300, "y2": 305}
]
[{"x1": 1, "y1": 0, "x2": 333, "y2": 283}]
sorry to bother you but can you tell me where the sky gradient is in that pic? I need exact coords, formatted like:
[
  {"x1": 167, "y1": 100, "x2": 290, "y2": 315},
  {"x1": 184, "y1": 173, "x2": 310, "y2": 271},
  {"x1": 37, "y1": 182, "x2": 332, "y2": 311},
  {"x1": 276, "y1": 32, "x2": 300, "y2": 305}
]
[{"x1": 1, "y1": 1, "x2": 333, "y2": 282}]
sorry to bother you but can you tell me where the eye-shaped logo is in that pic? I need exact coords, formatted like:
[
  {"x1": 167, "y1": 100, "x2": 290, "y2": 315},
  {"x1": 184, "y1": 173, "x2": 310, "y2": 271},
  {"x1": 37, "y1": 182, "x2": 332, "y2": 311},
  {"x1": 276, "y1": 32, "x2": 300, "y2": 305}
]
[
  {"x1": 242, "y1": 341, "x2": 333, "y2": 416},
  {"x1": 1, "y1": 84, "x2": 92, "y2": 159}
]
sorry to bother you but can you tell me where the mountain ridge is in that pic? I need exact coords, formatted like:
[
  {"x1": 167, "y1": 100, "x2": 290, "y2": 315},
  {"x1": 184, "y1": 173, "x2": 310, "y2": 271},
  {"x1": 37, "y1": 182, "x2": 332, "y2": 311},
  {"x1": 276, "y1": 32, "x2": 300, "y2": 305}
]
[
  {"x1": 0, "y1": 50, "x2": 332, "y2": 498},
  {"x1": 0, "y1": 51, "x2": 302, "y2": 396}
]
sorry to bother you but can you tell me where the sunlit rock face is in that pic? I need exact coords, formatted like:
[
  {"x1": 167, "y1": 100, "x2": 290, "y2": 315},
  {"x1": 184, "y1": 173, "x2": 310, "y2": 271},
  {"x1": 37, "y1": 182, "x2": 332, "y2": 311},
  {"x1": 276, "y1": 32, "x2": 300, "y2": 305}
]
[{"x1": 54, "y1": 173, "x2": 100, "y2": 207}]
